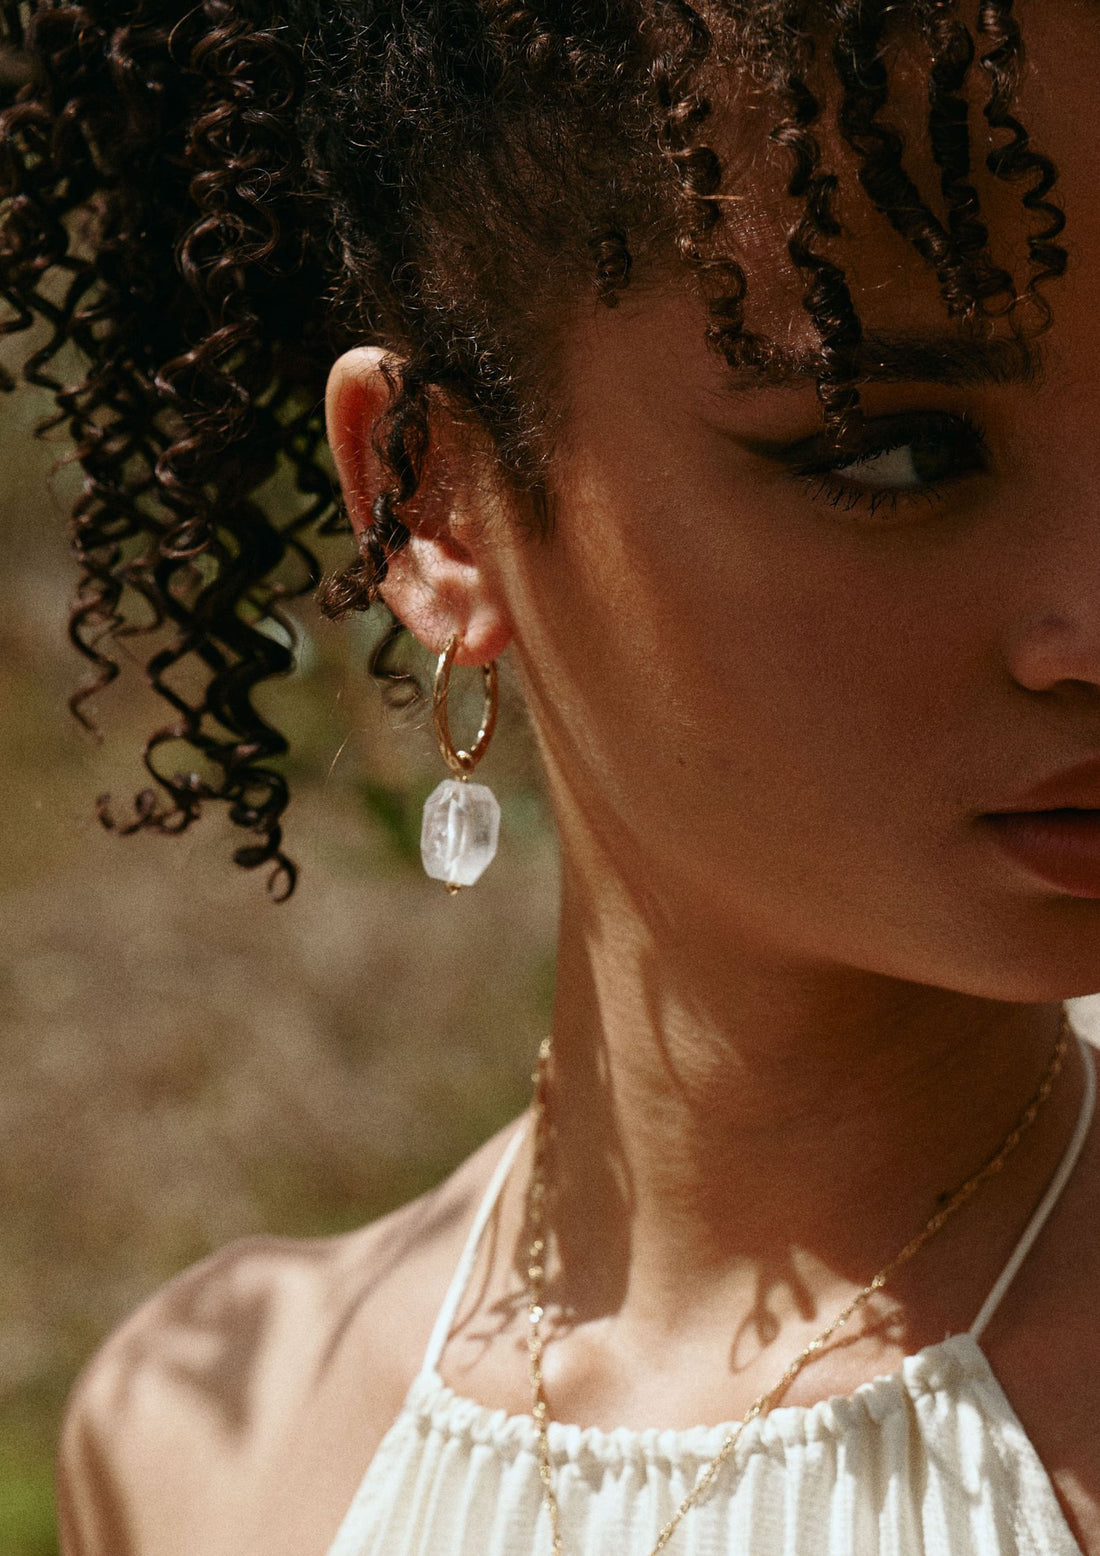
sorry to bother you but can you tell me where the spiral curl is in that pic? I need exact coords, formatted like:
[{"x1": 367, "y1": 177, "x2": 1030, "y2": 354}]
[
  {"x1": 978, "y1": 0, "x2": 1067, "y2": 331},
  {"x1": 756, "y1": 8, "x2": 865, "y2": 446},
  {"x1": 919, "y1": 0, "x2": 1016, "y2": 317}
]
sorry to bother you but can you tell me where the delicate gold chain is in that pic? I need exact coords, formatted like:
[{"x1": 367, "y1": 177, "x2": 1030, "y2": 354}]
[{"x1": 524, "y1": 1015, "x2": 1071, "y2": 1556}]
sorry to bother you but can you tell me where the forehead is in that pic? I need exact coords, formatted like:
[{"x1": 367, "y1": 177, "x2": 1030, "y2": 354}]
[
  {"x1": 549, "y1": 1, "x2": 1100, "y2": 453},
  {"x1": 684, "y1": 0, "x2": 1099, "y2": 357},
  {"x1": 544, "y1": 0, "x2": 1100, "y2": 466}
]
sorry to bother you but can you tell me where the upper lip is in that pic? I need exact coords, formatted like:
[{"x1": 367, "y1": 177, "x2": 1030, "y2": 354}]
[{"x1": 985, "y1": 756, "x2": 1100, "y2": 814}]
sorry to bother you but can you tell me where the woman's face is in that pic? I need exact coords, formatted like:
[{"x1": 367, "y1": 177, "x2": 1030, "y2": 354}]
[{"x1": 477, "y1": 0, "x2": 1100, "y2": 1001}]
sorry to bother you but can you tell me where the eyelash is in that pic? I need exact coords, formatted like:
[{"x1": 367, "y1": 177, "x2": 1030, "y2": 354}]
[
  {"x1": 797, "y1": 477, "x2": 943, "y2": 516},
  {"x1": 790, "y1": 411, "x2": 989, "y2": 517}
]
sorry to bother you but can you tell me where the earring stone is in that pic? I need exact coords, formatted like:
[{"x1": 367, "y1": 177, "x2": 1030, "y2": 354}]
[
  {"x1": 422, "y1": 635, "x2": 501, "y2": 892},
  {"x1": 420, "y1": 777, "x2": 501, "y2": 889}
]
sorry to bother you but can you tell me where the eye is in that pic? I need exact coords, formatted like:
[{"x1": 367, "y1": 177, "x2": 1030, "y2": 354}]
[
  {"x1": 768, "y1": 410, "x2": 990, "y2": 517},
  {"x1": 832, "y1": 443, "x2": 929, "y2": 489}
]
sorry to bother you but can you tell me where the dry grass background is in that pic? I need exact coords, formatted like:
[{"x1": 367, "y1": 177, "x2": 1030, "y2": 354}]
[{"x1": 0, "y1": 368, "x2": 560, "y2": 1554}]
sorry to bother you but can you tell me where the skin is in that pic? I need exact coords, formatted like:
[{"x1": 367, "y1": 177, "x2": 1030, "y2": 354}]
[{"x1": 55, "y1": 2, "x2": 1100, "y2": 1552}]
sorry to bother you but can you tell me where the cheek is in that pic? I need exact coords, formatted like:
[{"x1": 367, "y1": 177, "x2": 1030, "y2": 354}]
[{"x1": 508, "y1": 440, "x2": 993, "y2": 887}]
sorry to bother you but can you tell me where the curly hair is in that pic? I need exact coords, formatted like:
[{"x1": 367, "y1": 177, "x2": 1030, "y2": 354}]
[{"x1": 0, "y1": 0, "x2": 1067, "y2": 898}]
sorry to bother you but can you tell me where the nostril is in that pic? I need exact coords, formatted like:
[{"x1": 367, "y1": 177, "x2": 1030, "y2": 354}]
[{"x1": 1003, "y1": 610, "x2": 1100, "y2": 696}]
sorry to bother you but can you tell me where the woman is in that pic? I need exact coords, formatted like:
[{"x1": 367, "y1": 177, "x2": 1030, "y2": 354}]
[{"x1": 4, "y1": 0, "x2": 1100, "y2": 1551}]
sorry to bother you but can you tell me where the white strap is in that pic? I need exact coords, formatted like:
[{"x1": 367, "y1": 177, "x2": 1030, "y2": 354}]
[
  {"x1": 421, "y1": 1118, "x2": 530, "y2": 1377},
  {"x1": 969, "y1": 1033, "x2": 1095, "y2": 1341}
]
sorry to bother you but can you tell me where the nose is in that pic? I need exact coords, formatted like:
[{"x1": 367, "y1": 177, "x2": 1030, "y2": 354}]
[{"x1": 1003, "y1": 608, "x2": 1100, "y2": 697}]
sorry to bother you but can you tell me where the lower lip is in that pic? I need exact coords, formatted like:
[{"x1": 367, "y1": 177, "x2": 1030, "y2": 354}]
[{"x1": 982, "y1": 810, "x2": 1100, "y2": 898}]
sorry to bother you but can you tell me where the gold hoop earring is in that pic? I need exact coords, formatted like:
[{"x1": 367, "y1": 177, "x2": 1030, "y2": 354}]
[{"x1": 420, "y1": 634, "x2": 501, "y2": 893}]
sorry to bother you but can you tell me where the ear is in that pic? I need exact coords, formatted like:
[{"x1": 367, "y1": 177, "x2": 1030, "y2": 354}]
[{"x1": 325, "y1": 345, "x2": 513, "y2": 666}]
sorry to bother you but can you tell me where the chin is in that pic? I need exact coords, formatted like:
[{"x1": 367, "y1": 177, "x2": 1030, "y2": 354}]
[
  {"x1": 856, "y1": 894, "x2": 1100, "y2": 1005},
  {"x1": 921, "y1": 935, "x2": 1100, "y2": 1005},
  {"x1": 992, "y1": 898, "x2": 1100, "y2": 1001}
]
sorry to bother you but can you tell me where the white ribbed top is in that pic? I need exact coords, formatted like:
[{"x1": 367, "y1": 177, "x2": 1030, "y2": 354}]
[{"x1": 325, "y1": 1033, "x2": 1095, "y2": 1556}]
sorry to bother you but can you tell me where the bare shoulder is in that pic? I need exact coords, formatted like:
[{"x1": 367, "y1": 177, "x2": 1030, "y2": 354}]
[{"x1": 57, "y1": 1120, "x2": 524, "y2": 1556}]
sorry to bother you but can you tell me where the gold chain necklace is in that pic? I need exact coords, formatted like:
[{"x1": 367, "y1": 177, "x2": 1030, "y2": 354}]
[{"x1": 523, "y1": 1015, "x2": 1070, "y2": 1556}]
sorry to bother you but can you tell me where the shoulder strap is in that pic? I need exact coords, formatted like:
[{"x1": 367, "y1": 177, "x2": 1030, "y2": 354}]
[
  {"x1": 969, "y1": 1033, "x2": 1095, "y2": 1341},
  {"x1": 420, "y1": 1118, "x2": 530, "y2": 1377}
]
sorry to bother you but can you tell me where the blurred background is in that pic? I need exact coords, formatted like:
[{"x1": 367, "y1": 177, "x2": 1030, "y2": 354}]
[{"x1": 0, "y1": 354, "x2": 561, "y2": 1554}]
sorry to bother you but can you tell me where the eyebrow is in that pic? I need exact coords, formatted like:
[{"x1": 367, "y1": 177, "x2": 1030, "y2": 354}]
[{"x1": 723, "y1": 330, "x2": 1044, "y2": 392}]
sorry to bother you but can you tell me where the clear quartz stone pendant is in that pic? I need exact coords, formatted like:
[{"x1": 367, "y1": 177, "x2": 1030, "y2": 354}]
[{"x1": 421, "y1": 777, "x2": 501, "y2": 891}]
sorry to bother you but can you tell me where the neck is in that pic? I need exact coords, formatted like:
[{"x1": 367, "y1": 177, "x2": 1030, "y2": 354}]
[{"x1": 544, "y1": 861, "x2": 1071, "y2": 1341}]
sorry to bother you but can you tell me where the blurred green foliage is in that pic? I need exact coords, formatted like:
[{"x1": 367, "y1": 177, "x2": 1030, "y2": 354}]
[
  {"x1": 358, "y1": 778, "x2": 429, "y2": 868},
  {"x1": 0, "y1": 1454, "x2": 56, "y2": 1556}
]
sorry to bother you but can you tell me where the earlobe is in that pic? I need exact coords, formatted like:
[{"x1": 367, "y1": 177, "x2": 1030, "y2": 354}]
[{"x1": 323, "y1": 345, "x2": 514, "y2": 666}]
